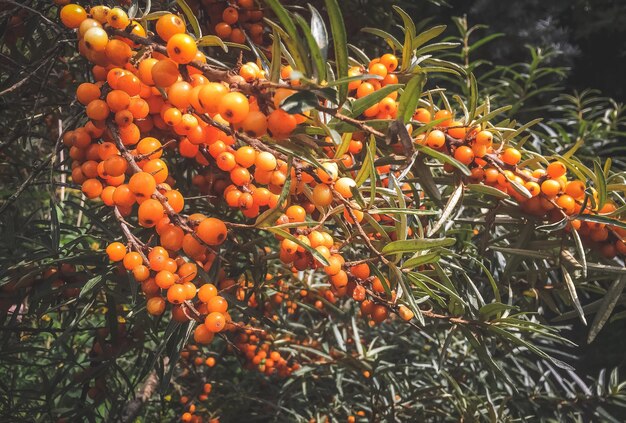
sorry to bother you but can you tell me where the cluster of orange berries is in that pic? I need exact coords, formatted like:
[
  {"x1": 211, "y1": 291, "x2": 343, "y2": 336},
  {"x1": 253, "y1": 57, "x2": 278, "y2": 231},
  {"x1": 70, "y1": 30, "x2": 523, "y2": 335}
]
[
  {"x1": 410, "y1": 107, "x2": 626, "y2": 259},
  {"x1": 213, "y1": 0, "x2": 265, "y2": 45},
  {"x1": 233, "y1": 329, "x2": 299, "y2": 377},
  {"x1": 347, "y1": 54, "x2": 400, "y2": 118}
]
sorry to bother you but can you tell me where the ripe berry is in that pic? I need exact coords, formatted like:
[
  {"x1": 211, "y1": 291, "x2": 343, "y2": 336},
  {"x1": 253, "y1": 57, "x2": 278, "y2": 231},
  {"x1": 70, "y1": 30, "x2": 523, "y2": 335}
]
[
  {"x1": 167, "y1": 33, "x2": 197, "y2": 64},
  {"x1": 426, "y1": 130, "x2": 445, "y2": 148},
  {"x1": 156, "y1": 13, "x2": 186, "y2": 42},
  {"x1": 196, "y1": 217, "x2": 227, "y2": 246},
  {"x1": 501, "y1": 148, "x2": 522, "y2": 166},
  {"x1": 218, "y1": 92, "x2": 250, "y2": 123},
  {"x1": 83, "y1": 27, "x2": 108, "y2": 52},
  {"x1": 106, "y1": 242, "x2": 126, "y2": 261},
  {"x1": 546, "y1": 161, "x2": 567, "y2": 178},
  {"x1": 60, "y1": 4, "x2": 87, "y2": 29},
  {"x1": 205, "y1": 312, "x2": 226, "y2": 332}
]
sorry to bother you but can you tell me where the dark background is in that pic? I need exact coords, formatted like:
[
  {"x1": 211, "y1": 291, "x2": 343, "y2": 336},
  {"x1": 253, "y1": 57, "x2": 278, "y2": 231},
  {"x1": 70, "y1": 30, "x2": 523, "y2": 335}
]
[{"x1": 307, "y1": 0, "x2": 626, "y2": 102}]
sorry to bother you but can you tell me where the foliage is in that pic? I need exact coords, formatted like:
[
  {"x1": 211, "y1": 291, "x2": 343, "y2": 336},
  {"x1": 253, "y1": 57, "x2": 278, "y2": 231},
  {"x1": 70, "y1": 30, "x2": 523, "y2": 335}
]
[{"x1": 1, "y1": 1, "x2": 626, "y2": 422}]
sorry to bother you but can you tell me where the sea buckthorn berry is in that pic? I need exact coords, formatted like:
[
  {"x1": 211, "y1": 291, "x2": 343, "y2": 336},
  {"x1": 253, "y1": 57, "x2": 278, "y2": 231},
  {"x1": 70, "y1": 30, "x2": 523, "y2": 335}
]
[
  {"x1": 240, "y1": 111, "x2": 268, "y2": 137},
  {"x1": 525, "y1": 181, "x2": 541, "y2": 197},
  {"x1": 166, "y1": 284, "x2": 186, "y2": 304},
  {"x1": 426, "y1": 130, "x2": 445, "y2": 148},
  {"x1": 368, "y1": 63, "x2": 388, "y2": 78},
  {"x1": 235, "y1": 146, "x2": 256, "y2": 168},
  {"x1": 501, "y1": 148, "x2": 522, "y2": 166},
  {"x1": 223, "y1": 7, "x2": 239, "y2": 25},
  {"x1": 205, "y1": 312, "x2": 226, "y2": 332},
  {"x1": 86, "y1": 99, "x2": 110, "y2": 121},
  {"x1": 215, "y1": 22, "x2": 232, "y2": 39},
  {"x1": 565, "y1": 180, "x2": 586, "y2": 199},
  {"x1": 344, "y1": 207, "x2": 364, "y2": 224},
  {"x1": 90, "y1": 5, "x2": 110, "y2": 24},
  {"x1": 123, "y1": 252, "x2": 143, "y2": 271},
  {"x1": 151, "y1": 59, "x2": 180, "y2": 88},
  {"x1": 138, "y1": 199, "x2": 164, "y2": 227},
  {"x1": 198, "y1": 284, "x2": 218, "y2": 303},
  {"x1": 255, "y1": 151, "x2": 277, "y2": 171},
  {"x1": 60, "y1": 4, "x2": 87, "y2": 29},
  {"x1": 194, "y1": 324, "x2": 215, "y2": 344},
  {"x1": 196, "y1": 217, "x2": 228, "y2": 246},
  {"x1": 156, "y1": 13, "x2": 186, "y2": 42},
  {"x1": 143, "y1": 159, "x2": 169, "y2": 183},
  {"x1": 356, "y1": 82, "x2": 375, "y2": 99},
  {"x1": 155, "y1": 270, "x2": 176, "y2": 289},
  {"x1": 207, "y1": 296, "x2": 228, "y2": 313},
  {"x1": 453, "y1": 146, "x2": 474, "y2": 165},
  {"x1": 107, "y1": 7, "x2": 130, "y2": 30},
  {"x1": 380, "y1": 53, "x2": 398, "y2": 72},
  {"x1": 146, "y1": 297, "x2": 166, "y2": 316},
  {"x1": 398, "y1": 305, "x2": 414, "y2": 321},
  {"x1": 106, "y1": 242, "x2": 126, "y2": 261},
  {"x1": 81, "y1": 178, "x2": 103, "y2": 199},
  {"x1": 167, "y1": 33, "x2": 197, "y2": 64},
  {"x1": 312, "y1": 184, "x2": 333, "y2": 207},
  {"x1": 218, "y1": 92, "x2": 249, "y2": 123},
  {"x1": 335, "y1": 177, "x2": 356, "y2": 198},
  {"x1": 76, "y1": 83, "x2": 101, "y2": 106},
  {"x1": 286, "y1": 205, "x2": 306, "y2": 223},
  {"x1": 447, "y1": 122, "x2": 467, "y2": 140},
  {"x1": 541, "y1": 179, "x2": 561, "y2": 198},
  {"x1": 475, "y1": 130, "x2": 493, "y2": 145},
  {"x1": 434, "y1": 109, "x2": 453, "y2": 126},
  {"x1": 83, "y1": 27, "x2": 108, "y2": 52},
  {"x1": 413, "y1": 108, "x2": 431, "y2": 123},
  {"x1": 267, "y1": 109, "x2": 297, "y2": 136},
  {"x1": 132, "y1": 265, "x2": 150, "y2": 282},
  {"x1": 128, "y1": 172, "x2": 156, "y2": 201},
  {"x1": 556, "y1": 194, "x2": 576, "y2": 215},
  {"x1": 546, "y1": 161, "x2": 567, "y2": 178},
  {"x1": 316, "y1": 162, "x2": 339, "y2": 184}
]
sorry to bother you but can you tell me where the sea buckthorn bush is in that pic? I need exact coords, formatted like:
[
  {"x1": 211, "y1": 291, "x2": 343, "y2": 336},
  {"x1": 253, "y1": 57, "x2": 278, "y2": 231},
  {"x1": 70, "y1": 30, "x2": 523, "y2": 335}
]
[{"x1": 1, "y1": 0, "x2": 626, "y2": 421}]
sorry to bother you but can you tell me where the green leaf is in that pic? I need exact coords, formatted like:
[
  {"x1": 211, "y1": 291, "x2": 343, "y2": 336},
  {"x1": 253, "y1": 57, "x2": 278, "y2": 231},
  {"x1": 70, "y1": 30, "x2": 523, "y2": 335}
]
[
  {"x1": 479, "y1": 303, "x2": 518, "y2": 320},
  {"x1": 428, "y1": 180, "x2": 463, "y2": 237},
  {"x1": 561, "y1": 265, "x2": 586, "y2": 325},
  {"x1": 397, "y1": 73, "x2": 426, "y2": 124},
  {"x1": 280, "y1": 91, "x2": 319, "y2": 114},
  {"x1": 588, "y1": 277, "x2": 626, "y2": 343},
  {"x1": 360, "y1": 28, "x2": 403, "y2": 51},
  {"x1": 576, "y1": 214, "x2": 626, "y2": 230},
  {"x1": 175, "y1": 0, "x2": 201, "y2": 38},
  {"x1": 393, "y1": 6, "x2": 416, "y2": 71},
  {"x1": 324, "y1": 0, "x2": 349, "y2": 103},
  {"x1": 354, "y1": 135, "x2": 375, "y2": 187},
  {"x1": 294, "y1": 13, "x2": 326, "y2": 81},
  {"x1": 413, "y1": 25, "x2": 446, "y2": 50},
  {"x1": 196, "y1": 35, "x2": 227, "y2": 51},
  {"x1": 593, "y1": 160, "x2": 607, "y2": 209},
  {"x1": 381, "y1": 238, "x2": 456, "y2": 255},
  {"x1": 308, "y1": 5, "x2": 329, "y2": 62},
  {"x1": 402, "y1": 251, "x2": 442, "y2": 269},
  {"x1": 263, "y1": 2, "x2": 307, "y2": 73},
  {"x1": 269, "y1": 30, "x2": 282, "y2": 83},
  {"x1": 467, "y1": 183, "x2": 510, "y2": 199},
  {"x1": 414, "y1": 156, "x2": 443, "y2": 207},
  {"x1": 416, "y1": 144, "x2": 471, "y2": 176}
]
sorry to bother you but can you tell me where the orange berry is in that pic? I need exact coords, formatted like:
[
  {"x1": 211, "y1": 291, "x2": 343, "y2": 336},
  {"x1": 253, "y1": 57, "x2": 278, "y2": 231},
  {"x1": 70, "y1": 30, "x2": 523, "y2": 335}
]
[
  {"x1": 335, "y1": 177, "x2": 356, "y2": 198},
  {"x1": 541, "y1": 179, "x2": 561, "y2": 198},
  {"x1": 156, "y1": 13, "x2": 186, "y2": 42},
  {"x1": 379, "y1": 53, "x2": 398, "y2": 72},
  {"x1": 453, "y1": 146, "x2": 474, "y2": 165},
  {"x1": 413, "y1": 108, "x2": 431, "y2": 123},
  {"x1": 546, "y1": 161, "x2": 567, "y2": 178},
  {"x1": 198, "y1": 284, "x2": 218, "y2": 303},
  {"x1": 218, "y1": 92, "x2": 249, "y2": 123},
  {"x1": 426, "y1": 130, "x2": 445, "y2": 148},
  {"x1": 106, "y1": 242, "x2": 126, "y2": 261},
  {"x1": 167, "y1": 284, "x2": 186, "y2": 304},
  {"x1": 196, "y1": 217, "x2": 228, "y2": 246},
  {"x1": 207, "y1": 296, "x2": 228, "y2": 313},
  {"x1": 60, "y1": 4, "x2": 87, "y2": 28},
  {"x1": 138, "y1": 199, "x2": 164, "y2": 227},
  {"x1": 146, "y1": 296, "x2": 166, "y2": 315},
  {"x1": 151, "y1": 59, "x2": 180, "y2": 88},
  {"x1": 194, "y1": 324, "x2": 215, "y2": 344},
  {"x1": 501, "y1": 148, "x2": 522, "y2": 166},
  {"x1": 167, "y1": 33, "x2": 197, "y2": 64},
  {"x1": 475, "y1": 130, "x2": 493, "y2": 145},
  {"x1": 205, "y1": 312, "x2": 226, "y2": 332},
  {"x1": 312, "y1": 184, "x2": 333, "y2": 207},
  {"x1": 107, "y1": 7, "x2": 129, "y2": 30},
  {"x1": 123, "y1": 252, "x2": 143, "y2": 270}
]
